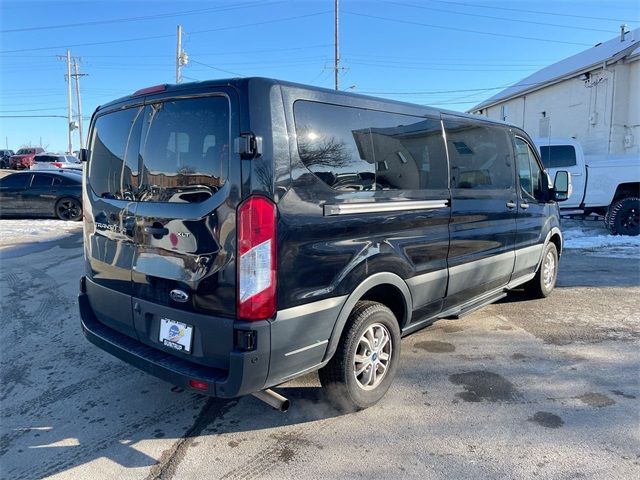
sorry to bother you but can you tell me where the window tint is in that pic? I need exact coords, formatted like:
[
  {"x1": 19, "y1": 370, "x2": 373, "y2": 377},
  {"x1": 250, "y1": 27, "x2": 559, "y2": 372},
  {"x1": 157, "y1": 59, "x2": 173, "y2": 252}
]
[
  {"x1": 138, "y1": 96, "x2": 229, "y2": 202},
  {"x1": 515, "y1": 137, "x2": 544, "y2": 201},
  {"x1": 89, "y1": 106, "x2": 143, "y2": 200},
  {"x1": 31, "y1": 174, "x2": 54, "y2": 187},
  {"x1": 444, "y1": 118, "x2": 513, "y2": 189},
  {"x1": 293, "y1": 101, "x2": 448, "y2": 191},
  {"x1": 60, "y1": 175, "x2": 80, "y2": 186},
  {"x1": 1, "y1": 174, "x2": 29, "y2": 188},
  {"x1": 539, "y1": 145, "x2": 577, "y2": 168},
  {"x1": 35, "y1": 155, "x2": 57, "y2": 163}
]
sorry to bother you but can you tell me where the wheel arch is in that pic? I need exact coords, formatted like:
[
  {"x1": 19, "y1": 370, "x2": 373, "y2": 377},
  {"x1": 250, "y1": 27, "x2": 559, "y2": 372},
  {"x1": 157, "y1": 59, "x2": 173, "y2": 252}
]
[{"x1": 322, "y1": 272, "x2": 412, "y2": 363}]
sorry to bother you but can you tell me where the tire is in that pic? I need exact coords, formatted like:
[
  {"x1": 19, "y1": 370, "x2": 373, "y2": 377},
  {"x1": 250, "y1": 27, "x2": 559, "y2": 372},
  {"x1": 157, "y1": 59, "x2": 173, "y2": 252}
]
[
  {"x1": 318, "y1": 301, "x2": 401, "y2": 412},
  {"x1": 524, "y1": 242, "x2": 558, "y2": 298},
  {"x1": 605, "y1": 197, "x2": 640, "y2": 236},
  {"x1": 55, "y1": 197, "x2": 82, "y2": 221}
]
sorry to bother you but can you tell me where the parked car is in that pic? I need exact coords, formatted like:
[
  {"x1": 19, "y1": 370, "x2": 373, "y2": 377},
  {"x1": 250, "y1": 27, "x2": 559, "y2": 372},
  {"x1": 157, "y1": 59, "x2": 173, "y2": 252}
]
[
  {"x1": 31, "y1": 153, "x2": 83, "y2": 171},
  {"x1": 0, "y1": 149, "x2": 15, "y2": 169},
  {"x1": 534, "y1": 138, "x2": 640, "y2": 236},
  {"x1": 9, "y1": 147, "x2": 45, "y2": 170},
  {"x1": 0, "y1": 170, "x2": 83, "y2": 220},
  {"x1": 79, "y1": 78, "x2": 570, "y2": 412}
]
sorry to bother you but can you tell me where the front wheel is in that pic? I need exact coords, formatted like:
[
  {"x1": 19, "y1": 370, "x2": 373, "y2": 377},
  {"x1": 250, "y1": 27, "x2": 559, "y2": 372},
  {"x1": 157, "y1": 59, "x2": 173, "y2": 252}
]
[
  {"x1": 318, "y1": 301, "x2": 401, "y2": 412},
  {"x1": 606, "y1": 197, "x2": 640, "y2": 236},
  {"x1": 55, "y1": 197, "x2": 82, "y2": 221},
  {"x1": 524, "y1": 242, "x2": 558, "y2": 298}
]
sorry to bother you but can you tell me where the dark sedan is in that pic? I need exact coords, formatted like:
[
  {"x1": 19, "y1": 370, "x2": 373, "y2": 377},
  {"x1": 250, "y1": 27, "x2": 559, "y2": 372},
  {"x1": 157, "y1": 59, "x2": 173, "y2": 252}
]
[{"x1": 0, "y1": 171, "x2": 83, "y2": 221}]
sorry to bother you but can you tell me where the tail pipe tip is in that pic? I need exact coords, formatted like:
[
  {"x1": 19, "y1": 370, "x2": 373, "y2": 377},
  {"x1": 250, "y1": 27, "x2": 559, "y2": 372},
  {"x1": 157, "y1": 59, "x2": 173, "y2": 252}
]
[{"x1": 252, "y1": 389, "x2": 290, "y2": 412}]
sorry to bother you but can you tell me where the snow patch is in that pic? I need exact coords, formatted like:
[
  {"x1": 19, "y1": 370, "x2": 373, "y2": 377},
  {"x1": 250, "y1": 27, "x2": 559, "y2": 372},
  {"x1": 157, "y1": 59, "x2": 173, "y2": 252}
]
[
  {"x1": 0, "y1": 219, "x2": 82, "y2": 249},
  {"x1": 563, "y1": 226, "x2": 640, "y2": 258}
]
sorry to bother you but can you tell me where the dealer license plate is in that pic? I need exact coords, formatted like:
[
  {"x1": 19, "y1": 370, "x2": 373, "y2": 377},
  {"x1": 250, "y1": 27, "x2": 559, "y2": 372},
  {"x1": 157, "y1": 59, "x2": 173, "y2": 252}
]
[{"x1": 159, "y1": 318, "x2": 193, "y2": 353}]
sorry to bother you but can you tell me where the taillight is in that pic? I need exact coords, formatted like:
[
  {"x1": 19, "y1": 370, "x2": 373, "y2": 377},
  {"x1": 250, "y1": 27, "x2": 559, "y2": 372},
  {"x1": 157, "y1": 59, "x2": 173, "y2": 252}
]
[
  {"x1": 237, "y1": 196, "x2": 277, "y2": 321},
  {"x1": 53, "y1": 162, "x2": 62, "y2": 168}
]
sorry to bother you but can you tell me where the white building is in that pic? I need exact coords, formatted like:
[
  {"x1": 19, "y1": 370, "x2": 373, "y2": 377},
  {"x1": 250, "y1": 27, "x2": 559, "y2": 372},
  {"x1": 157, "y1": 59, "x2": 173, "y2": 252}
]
[{"x1": 470, "y1": 28, "x2": 640, "y2": 156}]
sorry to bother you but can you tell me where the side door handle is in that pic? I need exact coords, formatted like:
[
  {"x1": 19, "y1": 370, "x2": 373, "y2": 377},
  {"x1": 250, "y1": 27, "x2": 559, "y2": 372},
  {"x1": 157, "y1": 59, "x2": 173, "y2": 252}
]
[
  {"x1": 506, "y1": 201, "x2": 516, "y2": 210},
  {"x1": 520, "y1": 201, "x2": 529, "y2": 210}
]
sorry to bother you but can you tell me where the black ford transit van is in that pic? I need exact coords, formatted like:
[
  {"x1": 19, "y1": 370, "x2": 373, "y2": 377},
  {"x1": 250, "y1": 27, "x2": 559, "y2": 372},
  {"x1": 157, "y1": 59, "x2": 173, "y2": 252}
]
[{"x1": 79, "y1": 77, "x2": 569, "y2": 411}]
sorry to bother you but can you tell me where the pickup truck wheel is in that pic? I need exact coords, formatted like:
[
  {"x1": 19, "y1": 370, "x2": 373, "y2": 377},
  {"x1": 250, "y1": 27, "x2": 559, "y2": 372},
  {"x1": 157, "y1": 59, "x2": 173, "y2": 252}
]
[
  {"x1": 318, "y1": 301, "x2": 401, "y2": 412},
  {"x1": 606, "y1": 197, "x2": 640, "y2": 236},
  {"x1": 524, "y1": 242, "x2": 558, "y2": 298}
]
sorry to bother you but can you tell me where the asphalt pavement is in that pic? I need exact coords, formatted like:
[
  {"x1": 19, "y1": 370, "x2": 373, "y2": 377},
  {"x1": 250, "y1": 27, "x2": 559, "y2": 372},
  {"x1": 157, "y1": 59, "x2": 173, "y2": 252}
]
[{"x1": 0, "y1": 233, "x2": 638, "y2": 480}]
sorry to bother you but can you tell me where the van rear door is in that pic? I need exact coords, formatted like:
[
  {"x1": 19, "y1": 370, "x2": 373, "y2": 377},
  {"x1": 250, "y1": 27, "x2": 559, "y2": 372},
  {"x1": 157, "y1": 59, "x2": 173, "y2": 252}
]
[
  {"x1": 129, "y1": 92, "x2": 241, "y2": 368},
  {"x1": 85, "y1": 105, "x2": 144, "y2": 339}
]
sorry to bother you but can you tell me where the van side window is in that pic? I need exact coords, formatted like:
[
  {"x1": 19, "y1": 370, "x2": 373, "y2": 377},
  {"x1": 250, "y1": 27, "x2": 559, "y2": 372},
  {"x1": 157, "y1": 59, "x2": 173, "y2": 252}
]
[
  {"x1": 515, "y1": 137, "x2": 544, "y2": 201},
  {"x1": 293, "y1": 101, "x2": 447, "y2": 191},
  {"x1": 444, "y1": 118, "x2": 513, "y2": 189},
  {"x1": 89, "y1": 106, "x2": 142, "y2": 200}
]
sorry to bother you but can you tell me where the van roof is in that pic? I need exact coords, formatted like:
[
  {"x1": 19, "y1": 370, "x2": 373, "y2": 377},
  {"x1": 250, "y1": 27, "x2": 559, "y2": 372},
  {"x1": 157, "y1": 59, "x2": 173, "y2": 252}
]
[{"x1": 96, "y1": 77, "x2": 510, "y2": 128}]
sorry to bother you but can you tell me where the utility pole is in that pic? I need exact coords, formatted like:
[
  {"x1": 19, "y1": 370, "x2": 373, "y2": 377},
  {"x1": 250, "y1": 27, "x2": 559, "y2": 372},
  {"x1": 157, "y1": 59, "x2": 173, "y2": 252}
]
[
  {"x1": 334, "y1": 0, "x2": 340, "y2": 90},
  {"x1": 72, "y1": 59, "x2": 88, "y2": 149},
  {"x1": 65, "y1": 50, "x2": 73, "y2": 154},
  {"x1": 175, "y1": 25, "x2": 189, "y2": 83},
  {"x1": 57, "y1": 50, "x2": 74, "y2": 153}
]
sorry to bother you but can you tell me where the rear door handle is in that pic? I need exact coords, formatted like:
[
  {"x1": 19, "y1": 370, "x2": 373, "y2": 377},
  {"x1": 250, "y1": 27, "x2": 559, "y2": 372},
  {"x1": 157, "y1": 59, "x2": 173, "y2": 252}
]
[
  {"x1": 144, "y1": 226, "x2": 169, "y2": 237},
  {"x1": 506, "y1": 201, "x2": 516, "y2": 210}
]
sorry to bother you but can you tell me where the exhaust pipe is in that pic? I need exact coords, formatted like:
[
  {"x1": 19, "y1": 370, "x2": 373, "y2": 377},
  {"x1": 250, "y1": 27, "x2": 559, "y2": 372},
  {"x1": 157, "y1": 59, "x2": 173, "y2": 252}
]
[{"x1": 252, "y1": 389, "x2": 290, "y2": 412}]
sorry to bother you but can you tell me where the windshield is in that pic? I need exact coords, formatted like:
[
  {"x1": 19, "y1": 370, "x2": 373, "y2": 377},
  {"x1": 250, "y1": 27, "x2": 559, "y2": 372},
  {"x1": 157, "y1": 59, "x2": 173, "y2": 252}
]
[{"x1": 17, "y1": 148, "x2": 35, "y2": 155}]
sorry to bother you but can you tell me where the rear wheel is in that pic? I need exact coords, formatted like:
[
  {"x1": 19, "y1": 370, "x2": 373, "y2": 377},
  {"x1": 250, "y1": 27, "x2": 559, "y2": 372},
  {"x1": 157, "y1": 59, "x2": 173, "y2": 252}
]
[
  {"x1": 524, "y1": 242, "x2": 558, "y2": 298},
  {"x1": 55, "y1": 197, "x2": 82, "y2": 221},
  {"x1": 318, "y1": 301, "x2": 401, "y2": 412},
  {"x1": 606, "y1": 197, "x2": 639, "y2": 236}
]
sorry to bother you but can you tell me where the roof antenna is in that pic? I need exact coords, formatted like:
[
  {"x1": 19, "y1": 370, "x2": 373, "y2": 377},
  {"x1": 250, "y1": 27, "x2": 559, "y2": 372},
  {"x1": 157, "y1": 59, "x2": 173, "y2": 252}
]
[{"x1": 620, "y1": 24, "x2": 627, "y2": 42}]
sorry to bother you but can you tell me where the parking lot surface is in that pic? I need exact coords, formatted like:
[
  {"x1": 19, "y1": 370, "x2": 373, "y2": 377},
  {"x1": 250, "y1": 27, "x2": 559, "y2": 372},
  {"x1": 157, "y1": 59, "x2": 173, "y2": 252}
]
[{"x1": 1, "y1": 230, "x2": 638, "y2": 480}]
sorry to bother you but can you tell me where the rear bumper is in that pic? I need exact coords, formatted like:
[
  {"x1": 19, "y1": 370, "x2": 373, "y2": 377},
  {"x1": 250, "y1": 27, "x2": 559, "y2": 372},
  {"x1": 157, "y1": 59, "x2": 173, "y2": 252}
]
[{"x1": 79, "y1": 292, "x2": 270, "y2": 398}]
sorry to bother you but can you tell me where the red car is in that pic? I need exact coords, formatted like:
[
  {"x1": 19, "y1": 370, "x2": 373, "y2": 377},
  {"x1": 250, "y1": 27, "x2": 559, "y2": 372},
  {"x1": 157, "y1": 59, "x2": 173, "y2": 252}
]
[{"x1": 10, "y1": 147, "x2": 45, "y2": 170}]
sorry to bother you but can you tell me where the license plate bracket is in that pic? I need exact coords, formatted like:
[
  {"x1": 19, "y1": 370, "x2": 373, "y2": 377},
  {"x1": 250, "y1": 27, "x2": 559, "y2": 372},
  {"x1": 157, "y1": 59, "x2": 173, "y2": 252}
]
[{"x1": 159, "y1": 318, "x2": 193, "y2": 353}]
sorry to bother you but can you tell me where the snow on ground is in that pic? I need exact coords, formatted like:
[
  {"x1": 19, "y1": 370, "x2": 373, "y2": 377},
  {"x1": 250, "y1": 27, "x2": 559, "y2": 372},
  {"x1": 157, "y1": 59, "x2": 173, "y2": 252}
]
[
  {"x1": 561, "y1": 219, "x2": 640, "y2": 258},
  {"x1": 0, "y1": 219, "x2": 82, "y2": 250}
]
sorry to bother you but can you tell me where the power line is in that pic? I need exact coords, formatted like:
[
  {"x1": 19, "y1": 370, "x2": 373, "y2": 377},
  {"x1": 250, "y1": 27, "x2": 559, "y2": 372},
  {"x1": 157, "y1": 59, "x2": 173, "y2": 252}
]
[
  {"x1": 0, "y1": 1, "x2": 278, "y2": 33},
  {"x1": 0, "y1": 107, "x2": 68, "y2": 113},
  {"x1": 344, "y1": 11, "x2": 593, "y2": 46},
  {"x1": 381, "y1": 0, "x2": 618, "y2": 33},
  {"x1": 0, "y1": 43, "x2": 333, "y2": 58},
  {"x1": 359, "y1": 81, "x2": 548, "y2": 96},
  {"x1": 346, "y1": 60, "x2": 537, "y2": 72},
  {"x1": 189, "y1": 60, "x2": 245, "y2": 78},
  {"x1": 0, "y1": 115, "x2": 69, "y2": 118},
  {"x1": 430, "y1": 0, "x2": 640, "y2": 24},
  {"x1": 0, "y1": 11, "x2": 331, "y2": 54}
]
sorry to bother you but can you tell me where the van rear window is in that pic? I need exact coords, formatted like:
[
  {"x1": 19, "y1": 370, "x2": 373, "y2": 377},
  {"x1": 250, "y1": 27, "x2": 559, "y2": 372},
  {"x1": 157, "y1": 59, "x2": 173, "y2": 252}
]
[
  {"x1": 88, "y1": 95, "x2": 229, "y2": 203},
  {"x1": 539, "y1": 145, "x2": 577, "y2": 168}
]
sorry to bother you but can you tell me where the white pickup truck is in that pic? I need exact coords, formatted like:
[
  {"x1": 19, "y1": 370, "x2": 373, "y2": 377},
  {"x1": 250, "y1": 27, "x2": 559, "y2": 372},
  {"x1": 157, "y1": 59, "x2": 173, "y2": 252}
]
[{"x1": 534, "y1": 138, "x2": 639, "y2": 236}]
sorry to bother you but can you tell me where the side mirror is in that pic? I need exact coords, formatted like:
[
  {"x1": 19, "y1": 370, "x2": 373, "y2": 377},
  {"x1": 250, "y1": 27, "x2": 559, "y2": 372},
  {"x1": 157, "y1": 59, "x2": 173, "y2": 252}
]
[
  {"x1": 553, "y1": 170, "x2": 572, "y2": 202},
  {"x1": 79, "y1": 148, "x2": 88, "y2": 163}
]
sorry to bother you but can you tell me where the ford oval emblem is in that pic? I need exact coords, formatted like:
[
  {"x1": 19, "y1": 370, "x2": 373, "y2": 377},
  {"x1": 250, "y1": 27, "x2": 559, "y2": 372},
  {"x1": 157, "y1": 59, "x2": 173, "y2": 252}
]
[{"x1": 169, "y1": 289, "x2": 189, "y2": 303}]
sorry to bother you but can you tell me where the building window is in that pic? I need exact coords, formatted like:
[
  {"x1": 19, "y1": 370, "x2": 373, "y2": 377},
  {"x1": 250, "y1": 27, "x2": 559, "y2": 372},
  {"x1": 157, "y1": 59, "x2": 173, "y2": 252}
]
[{"x1": 500, "y1": 104, "x2": 509, "y2": 122}]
